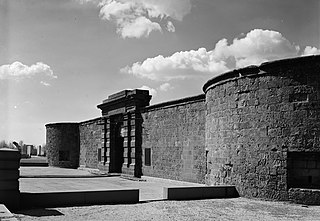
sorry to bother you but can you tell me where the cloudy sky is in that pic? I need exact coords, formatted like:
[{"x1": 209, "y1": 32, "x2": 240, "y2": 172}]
[{"x1": 0, "y1": 0, "x2": 319, "y2": 145}]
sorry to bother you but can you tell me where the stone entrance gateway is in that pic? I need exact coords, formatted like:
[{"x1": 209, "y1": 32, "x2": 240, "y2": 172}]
[{"x1": 97, "y1": 89, "x2": 151, "y2": 177}]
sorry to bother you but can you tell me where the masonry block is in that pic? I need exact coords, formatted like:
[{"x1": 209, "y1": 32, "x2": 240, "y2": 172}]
[
  {"x1": 163, "y1": 186, "x2": 239, "y2": 200},
  {"x1": 21, "y1": 189, "x2": 139, "y2": 208},
  {"x1": 0, "y1": 148, "x2": 20, "y2": 210}
]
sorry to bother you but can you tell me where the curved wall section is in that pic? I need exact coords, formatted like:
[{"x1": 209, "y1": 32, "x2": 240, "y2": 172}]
[
  {"x1": 46, "y1": 123, "x2": 80, "y2": 168},
  {"x1": 204, "y1": 55, "x2": 320, "y2": 200}
]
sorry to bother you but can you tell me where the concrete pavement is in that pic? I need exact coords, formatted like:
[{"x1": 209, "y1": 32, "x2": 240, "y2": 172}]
[{"x1": 19, "y1": 167, "x2": 204, "y2": 201}]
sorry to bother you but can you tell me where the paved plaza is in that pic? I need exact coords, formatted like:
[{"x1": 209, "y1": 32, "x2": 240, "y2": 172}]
[{"x1": 19, "y1": 166, "x2": 204, "y2": 201}]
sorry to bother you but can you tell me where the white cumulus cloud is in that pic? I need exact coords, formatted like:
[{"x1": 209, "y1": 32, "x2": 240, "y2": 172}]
[
  {"x1": 0, "y1": 61, "x2": 57, "y2": 81},
  {"x1": 121, "y1": 47, "x2": 229, "y2": 81},
  {"x1": 159, "y1": 83, "x2": 173, "y2": 91},
  {"x1": 166, "y1": 21, "x2": 175, "y2": 32},
  {"x1": 120, "y1": 16, "x2": 161, "y2": 38},
  {"x1": 122, "y1": 29, "x2": 302, "y2": 81},
  {"x1": 222, "y1": 29, "x2": 300, "y2": 67},
  {"x1": 302, "y1": 46, "x2": 320, "y2": 56},
  {"x1": 97, "y1": 0, "x2": 191, "y2": 38},
  {"x1": 40, "y1": 81, "x2": 51, "y2": 87}
]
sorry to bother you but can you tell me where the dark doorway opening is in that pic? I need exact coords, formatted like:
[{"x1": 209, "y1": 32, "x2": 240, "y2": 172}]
[{"x1": 109, "y1": 115, "x2": 124, "y2": 173}]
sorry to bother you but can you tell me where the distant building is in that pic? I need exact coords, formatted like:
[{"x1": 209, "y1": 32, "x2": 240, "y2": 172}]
[
  {"x1": 21, "y1": 145, "x2": 36, "y2": 157},
  {"x1": 37, "y1": 145, "x2": 46, "y2": 156}
]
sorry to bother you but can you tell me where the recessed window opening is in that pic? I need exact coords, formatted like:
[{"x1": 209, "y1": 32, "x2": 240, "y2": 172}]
[
  {"x1": 287, "y1": 152, "x2": 320, "y2": 189},
  {"x1": 145, "y1": 148, "x2": 151, "y2": 166}
]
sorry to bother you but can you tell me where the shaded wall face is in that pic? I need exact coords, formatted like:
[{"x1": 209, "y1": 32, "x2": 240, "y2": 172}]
[
  {"x1": 205, "y1": 63, "x2": 320, "y2": 200},
  {"x1": 142, "y1": 100, "x2": 206, "y2": 183},
  {"x1": 46, "y1": 123, "x2": 79, "y2": 168},
  {"x1": 288, "y1": 152, "x2": 320, "y2": 189},
  {"x1": 79, "y1": 119, "x2": 103, "y2": 169}
]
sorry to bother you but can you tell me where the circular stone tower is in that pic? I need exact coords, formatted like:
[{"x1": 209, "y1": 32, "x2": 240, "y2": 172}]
[
  {"x1": 203, "y1": 55, "x2": 320, "y2": 202},
  {"x1": 46, "y1": 123, "x2": 80, "y2": 168}
]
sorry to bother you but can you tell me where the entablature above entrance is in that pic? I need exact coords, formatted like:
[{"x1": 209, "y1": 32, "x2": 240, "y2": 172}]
[{"x1": 97, "y1": 89, "x2": 151, "y2": 117}]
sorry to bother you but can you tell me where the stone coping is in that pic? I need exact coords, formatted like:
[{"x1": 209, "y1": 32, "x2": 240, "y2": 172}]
[
  {"x1": 79, "y1": 117, "x2": 103, "y2": 125},
  {"x1": 102, "y1": 89, "x2": 150, "y2": 103},
  {"x1": 0, "y1": 204, "x2": 18, "y2": 220},
  {"x1": 202, "y1": 55, "x2": 320, "y2": 93},
  {"x1": 143, "y1": 94, "x2": 205, "y2": 112},
  {"x1": 45, "y1": 122, "x2": 79, "y2": 127},
  {"x1": 97, "y1": 89, "x2": 151, "y2": 112},
  {"x1": 20, "y1": 189, "x2": 139, "y2": 208},
  {"x1": 60, "y1": 94, "x2": 205, "y2": 126},
  {"x1": 163, "y1": 185, "x2": 239, "y2": 200},
  {"x1": 20, "y1": 174, "x2": 112, "y2": 178},
  {"x1": 0, "y1": 148, "x2": 20, "y2": 152}
]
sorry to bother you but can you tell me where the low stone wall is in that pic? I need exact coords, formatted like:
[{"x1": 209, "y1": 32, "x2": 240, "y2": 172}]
[
  {"x1": 289, "y1": 188, "x2": 320, "y2": 205},
  {"x1": 163, "y1": 186, "x2": 238, "y2": 200},
  {"x1": 141, "y1": 95, "x2": 206, "y2": 183},
  {"x1": 79, "y1": 118, "x2": 103, "y2": 169},
  {"x1": 0, "y1": 204, "x2": 18, "y2": 220},
  {"x1": 0, "y1": 148, "x2": 20, "y2": 210}
]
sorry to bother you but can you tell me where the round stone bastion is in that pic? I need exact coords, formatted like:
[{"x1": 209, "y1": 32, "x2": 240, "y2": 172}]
[
  {"x1": 203, "y1": 55, "x2": 320, "y2": 203},
  {"x1": 46, "y1": 122, "x2": 79, "y2": 168}
]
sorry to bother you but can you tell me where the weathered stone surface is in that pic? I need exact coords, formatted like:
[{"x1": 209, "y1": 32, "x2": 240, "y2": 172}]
[
  {"x1": 204, "y1": 55, "x2": 320, "y2": 200},
  {"x1": 97, "y1": 89, "x2": 151, "y2": 117},
  {"x1": 79, "y1": 118, "x2": 103, "y2": 169},
  {"x1": 141, "y1": 95, "x2": 206, "y2": 183},
  {"x1": 289, "y1": 188, "x2": 320, "y2": 205},
  {"x1": 45, "y1": 54, "x2": 320, "y2": 203},
  {"x1": 46, "y1": 123, "x2": 79, "y2": 168}
]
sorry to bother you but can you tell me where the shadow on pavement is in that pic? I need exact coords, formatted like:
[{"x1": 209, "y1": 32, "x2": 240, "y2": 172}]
[{"x1": 15, "y1": 208, "x2": 64, "y2": 217}]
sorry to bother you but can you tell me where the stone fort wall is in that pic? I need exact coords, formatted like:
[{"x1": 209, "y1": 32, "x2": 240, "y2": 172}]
[
  {"x1": 46, "y1": 55, "x2": 320, "y2": 203},
  {"x1": 203, "y1": 55, "x2": 320, "y2": 200},
  {"x1": 79, "y1": 118, "x2": 104, "y2": 169},
  {"x1": 141, "y1": 94, "x2": 206, "y2": 183},
  {"x1": 69, "y1": 94, "x2": 206, "y2": 184}
]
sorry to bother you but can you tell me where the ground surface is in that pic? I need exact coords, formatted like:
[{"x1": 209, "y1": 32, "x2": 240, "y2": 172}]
[
  {"x1": 14, "y1": 167, "x2": 320, "y2": 220},
  {"x1": 19, "y1": 167, "x2": 203, "y2": 201},
  {"x1": 14, "y1": 197, "x2": 320, "y2": 221},
  {"x1": 20, "y1": 156, "x2": 48, "y2": 166}
]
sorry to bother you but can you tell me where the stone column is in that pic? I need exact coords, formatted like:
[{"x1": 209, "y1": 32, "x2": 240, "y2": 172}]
[
  {"x1": 122, "y1": 114, "x2": 133, "y2": 174},
  {"x1": 99, "y1": 118, "x2": 106, "y2": 163},
  {"x1": 122, "y1": 114, "x2": 129, "y2": 167},
  {"x1": 105, "y1": 118, "x2": 111, "y2": 166},
  {"x1": 0, "y1": 148, "x2": 20, "y2": 210},
  {"x1": 129, "y1": 112, "x2": 143, "y2": 178}
]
